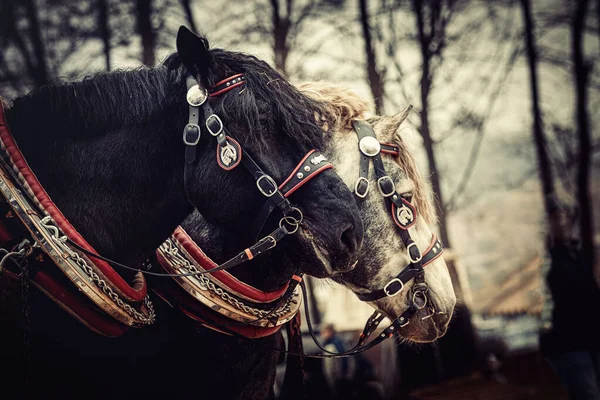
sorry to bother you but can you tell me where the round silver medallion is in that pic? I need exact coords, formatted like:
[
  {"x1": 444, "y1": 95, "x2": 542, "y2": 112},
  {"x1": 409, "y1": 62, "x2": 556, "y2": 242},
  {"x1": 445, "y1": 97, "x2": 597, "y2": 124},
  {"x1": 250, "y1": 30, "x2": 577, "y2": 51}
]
[
  {"x1": 186, "y1": 84, "x2": 208, "y2": 107},
  {"x1": 359, "y1": 136, "x2": 381, "y2": 157}
]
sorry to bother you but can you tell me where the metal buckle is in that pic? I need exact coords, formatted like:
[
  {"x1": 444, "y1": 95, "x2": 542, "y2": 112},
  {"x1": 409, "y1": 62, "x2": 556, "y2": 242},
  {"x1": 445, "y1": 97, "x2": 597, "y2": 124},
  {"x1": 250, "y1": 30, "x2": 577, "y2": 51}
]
[
  {"x1": 407, "y1": 242, "x2": 422, "y2": 263},
  {"x1": 182, "y1": 124, "x2": 201, "y2": 146},
  {"x1": 256, "y1": 175, "x2": 278, "y2": 197},
  {"x1": 383, "y1": 278, "x2": 404, "y2": 297},
  {"x1": 186, "y1": 84, "x2": 208, "y2": 107},
  {"x1": 206, "y1": 114, "x2": 224, "y2": 136},
  {"x1": 377, "y1": 176, "x2": 395, "y2": 197},
  {"x1": 354, "y1": 177, "x2": 369, "y2": 198}
]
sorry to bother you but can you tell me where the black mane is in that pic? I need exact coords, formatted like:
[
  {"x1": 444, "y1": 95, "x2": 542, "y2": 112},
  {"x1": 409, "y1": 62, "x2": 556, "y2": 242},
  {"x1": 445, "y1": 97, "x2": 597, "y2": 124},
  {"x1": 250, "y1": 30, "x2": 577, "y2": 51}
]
[
  {"x1": 8, "y1": 49, "x2": 334, "y2": 153},
  {"x1": 6, "y1": 66, "x2": 184, "y2": 138}
]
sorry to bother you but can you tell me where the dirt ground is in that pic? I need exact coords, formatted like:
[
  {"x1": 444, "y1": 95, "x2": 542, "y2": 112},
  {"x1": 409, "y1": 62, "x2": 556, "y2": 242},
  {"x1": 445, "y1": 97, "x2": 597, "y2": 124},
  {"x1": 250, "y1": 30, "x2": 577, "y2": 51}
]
[{"x1": 409, "y1": 351, "x2": 569, "y2": 400}]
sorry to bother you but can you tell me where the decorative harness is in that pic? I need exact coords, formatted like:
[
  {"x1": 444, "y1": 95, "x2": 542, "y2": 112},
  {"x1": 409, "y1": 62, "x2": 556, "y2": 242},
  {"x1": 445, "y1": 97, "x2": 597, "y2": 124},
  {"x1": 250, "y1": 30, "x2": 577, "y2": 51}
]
[
  {"x1": 0, "y1": 105, "x2": 155, "y2": 337},
  {"x1": 295, "y1": 120, "x2": 445, "y2": 358},
  {"x1": 179, "y1": 73, "x2": 333, "y2": 273}
]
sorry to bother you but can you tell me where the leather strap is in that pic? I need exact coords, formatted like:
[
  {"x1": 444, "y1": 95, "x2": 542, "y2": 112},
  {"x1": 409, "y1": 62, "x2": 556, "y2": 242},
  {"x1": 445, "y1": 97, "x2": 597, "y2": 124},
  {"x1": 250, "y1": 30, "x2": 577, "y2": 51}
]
[{"x1": 253, "y1": 150, "x2": 332, "y2": 238}]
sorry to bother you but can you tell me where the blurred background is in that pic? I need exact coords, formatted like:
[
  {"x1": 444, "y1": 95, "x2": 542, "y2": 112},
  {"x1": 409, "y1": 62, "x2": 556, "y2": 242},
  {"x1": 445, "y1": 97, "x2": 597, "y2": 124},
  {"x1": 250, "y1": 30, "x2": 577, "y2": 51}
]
[{"x1": 0, "y1": 0, "x2": 598, "y2": 399}]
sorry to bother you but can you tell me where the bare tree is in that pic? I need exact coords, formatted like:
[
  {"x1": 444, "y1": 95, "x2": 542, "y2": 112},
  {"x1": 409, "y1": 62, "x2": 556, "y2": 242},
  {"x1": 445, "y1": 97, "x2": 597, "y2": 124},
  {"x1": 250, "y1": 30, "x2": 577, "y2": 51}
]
[
  {"x1": 520, "y1": 0, "x2": 558, "y2": 226},
  {"x1": 572, "y1": 0, "x2": 596, "y2": 277},
  {"x1": 359, "y1": 0, "x2": 385, "y2": 113},
  {"x1": 98, "y1": 0, "x2": 111, "y2": 71},
  {"x1": 412, "y1": 0, "x2": 454, "y2": 248},
  {"x1": 180, "y1": 0, "x2": 198, "y2": 33},
  {"x1": 136, "y1": 0, "x2": 156, "y2": 66},
  {"x1": 23, "y1": 0, "x2": 49, "y2": 86}
]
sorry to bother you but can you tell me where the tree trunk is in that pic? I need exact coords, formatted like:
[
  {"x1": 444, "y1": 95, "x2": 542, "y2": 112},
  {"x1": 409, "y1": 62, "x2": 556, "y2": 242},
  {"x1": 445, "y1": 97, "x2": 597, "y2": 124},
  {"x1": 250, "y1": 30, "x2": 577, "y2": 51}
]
[
  {"x1": 23, "y1": 0, "x2": 48, "y2": 86},
  {"x1": 1, "y1": 0, "x2": 36, "y2": 89},
  {"x1": 359, "y1": 0, "x2": 384, "y2": 113},
  {"x1": 413, "y1": 0, "x2": 451, "y2": 249},
  {"x1": 270, "y1": 0, "x2": 290, "y2": 75},
  {"x1": 520, "y1": 0, "x2": 557, "y2": 225},
  {"x1": 98, "y1": 0, "x2": 111, "y2": 71},
  {"x1": 572, "y1": 0, "x2": 595, "y2": 274},
  {"x1": 179, "y1": 0, "x2": 197, "y2": 33},
  {"x1": 136, "y1": 0, "x2": 156, "y2": 66}
]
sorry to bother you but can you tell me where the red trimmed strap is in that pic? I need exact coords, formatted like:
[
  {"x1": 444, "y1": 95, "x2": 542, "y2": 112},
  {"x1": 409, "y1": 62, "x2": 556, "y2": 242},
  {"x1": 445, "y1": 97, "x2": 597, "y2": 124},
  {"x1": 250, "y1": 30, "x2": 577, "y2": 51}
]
[
  {"x1": 278, "y1": 150, "x2": 334, "y2": 198},
  {"x1": 421, "y1": 234, "x2": 444, "y2": 267},
  {"x1": 170, "y1": 226, "x2": 290, "y2": 302},
  {"x1": 0, "y1": 106, "x2": 146, "y2": 302}
]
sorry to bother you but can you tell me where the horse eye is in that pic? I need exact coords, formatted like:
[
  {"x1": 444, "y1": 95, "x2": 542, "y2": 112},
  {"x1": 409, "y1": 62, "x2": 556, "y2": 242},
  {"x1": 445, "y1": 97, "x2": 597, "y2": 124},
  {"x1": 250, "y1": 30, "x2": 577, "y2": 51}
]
[{"x1": 400, "y1": 192, "x2": 413, "y2": 202}]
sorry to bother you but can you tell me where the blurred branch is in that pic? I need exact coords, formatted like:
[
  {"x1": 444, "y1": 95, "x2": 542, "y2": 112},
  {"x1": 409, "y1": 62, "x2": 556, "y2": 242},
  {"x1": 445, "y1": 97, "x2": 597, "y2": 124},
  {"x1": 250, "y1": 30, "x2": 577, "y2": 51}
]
[
  {"x1": 179, "y1": 0, "x2": 198, "y2": 33},
  {"x1": 97, "y1": 0, "x2": 111, "y2": 71},
  {"x1": 359, "y1": 0, "x2": 385, "y2": 113}
]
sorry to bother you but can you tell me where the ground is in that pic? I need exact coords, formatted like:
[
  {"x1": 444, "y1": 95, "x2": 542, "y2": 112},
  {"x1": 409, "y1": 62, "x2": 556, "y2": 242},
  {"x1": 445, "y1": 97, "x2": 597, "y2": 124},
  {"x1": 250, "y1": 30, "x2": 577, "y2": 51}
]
[{"x1": 409, "y1": 351, "x2": 568, "y2": 400}]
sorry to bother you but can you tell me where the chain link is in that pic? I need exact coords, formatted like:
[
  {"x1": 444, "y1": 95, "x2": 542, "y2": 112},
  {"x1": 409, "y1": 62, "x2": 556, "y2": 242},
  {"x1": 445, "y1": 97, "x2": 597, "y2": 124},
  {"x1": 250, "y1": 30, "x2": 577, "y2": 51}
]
[
  {"x1": 39, "y1": 216, "x2": 156, "y2": 325},
  {"x1": 160, "y1": 238, "x2": 298, "y2": 319}
]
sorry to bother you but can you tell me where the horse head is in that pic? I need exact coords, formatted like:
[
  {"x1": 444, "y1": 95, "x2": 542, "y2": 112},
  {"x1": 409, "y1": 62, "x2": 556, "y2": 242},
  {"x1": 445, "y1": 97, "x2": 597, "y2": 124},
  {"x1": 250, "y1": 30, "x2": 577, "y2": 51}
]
[
  {"x1": 299, "y1": 82, "x2": 456, "y2": 343},
  {"x1": 171, "y1": 27, "x2": 363, "y2": 277}
]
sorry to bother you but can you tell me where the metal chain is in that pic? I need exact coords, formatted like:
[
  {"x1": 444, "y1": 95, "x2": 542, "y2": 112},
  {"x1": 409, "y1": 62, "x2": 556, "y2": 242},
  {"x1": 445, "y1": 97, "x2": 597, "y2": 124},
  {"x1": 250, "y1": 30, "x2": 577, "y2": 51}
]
[
  {"x1": 160, "y1": 238, "x2": 298, "y2": 319},
  {"x1": 39, "y1": 216, "x2": 156, "y2": 325}
]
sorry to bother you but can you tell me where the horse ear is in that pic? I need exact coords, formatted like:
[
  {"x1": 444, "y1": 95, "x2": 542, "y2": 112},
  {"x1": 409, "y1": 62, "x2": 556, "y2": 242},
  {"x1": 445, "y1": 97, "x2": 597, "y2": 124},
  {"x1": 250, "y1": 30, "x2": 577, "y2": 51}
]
[
  {"x1": 176, "y1": 26, "x2": 213, "y2": 82},
  {"x1": 369, "y1": 105, "x2": 413, "y2": 140}
]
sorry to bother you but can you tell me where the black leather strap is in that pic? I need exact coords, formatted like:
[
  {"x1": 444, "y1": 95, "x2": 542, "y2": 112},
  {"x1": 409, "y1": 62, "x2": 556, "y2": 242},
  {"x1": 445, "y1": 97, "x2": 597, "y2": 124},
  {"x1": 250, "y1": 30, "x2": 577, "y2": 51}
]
[
  {"x1": 253, "y1": 150, "x2": 332, "y2": 239},
  {"x1": 355, "y1": 236, "x2": 443, "y2": 302}
]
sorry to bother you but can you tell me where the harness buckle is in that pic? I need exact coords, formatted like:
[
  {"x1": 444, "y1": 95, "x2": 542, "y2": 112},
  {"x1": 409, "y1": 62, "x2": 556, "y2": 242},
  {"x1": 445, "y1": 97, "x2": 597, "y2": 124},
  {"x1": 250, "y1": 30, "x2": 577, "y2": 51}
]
[
  {"x1": 183, "y1": 124, "x2": 201, "y2": 146},
  {"x1": 256, "y1": 175, "x2": 278, "y2": 197},
  {"x1": 206, "y1": 114, "x2": 224, "y2": 137},
  {"x1": 354, "y1": 177, "x2": 370, "y2": 198},
  {"x1": 383, "y1": 278, "x2": 404, "y2": 297},
  {"x1": 407, "y1": 242, "x2": 422, "y2": 263},
  {"x1": 377, "y1": 176, "x2": 395, "y2": 197}
]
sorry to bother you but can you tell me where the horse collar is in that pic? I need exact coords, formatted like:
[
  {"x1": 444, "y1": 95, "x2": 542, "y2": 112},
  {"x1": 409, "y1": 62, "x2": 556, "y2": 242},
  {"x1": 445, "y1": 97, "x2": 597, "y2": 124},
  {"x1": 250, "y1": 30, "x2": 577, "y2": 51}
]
[{"x1": 0, "y1": 105, "x2": 155, "y2": 336}]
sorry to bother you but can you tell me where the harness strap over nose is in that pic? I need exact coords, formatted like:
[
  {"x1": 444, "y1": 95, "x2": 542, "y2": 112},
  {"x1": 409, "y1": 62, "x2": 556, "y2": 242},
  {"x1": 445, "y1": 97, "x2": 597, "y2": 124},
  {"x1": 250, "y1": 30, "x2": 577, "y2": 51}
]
[
  {"x1": 355, "y1": 234, "x2": 443, "y2": 302},
  {"x1": 253, "y1": 150, "x2": 333, "y2": 239}
]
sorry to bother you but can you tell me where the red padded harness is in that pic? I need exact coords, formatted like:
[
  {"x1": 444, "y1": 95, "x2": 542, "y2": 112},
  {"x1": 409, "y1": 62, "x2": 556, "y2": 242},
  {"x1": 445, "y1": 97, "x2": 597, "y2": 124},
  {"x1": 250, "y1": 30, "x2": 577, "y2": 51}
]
[{"x1": 0, "y1": 105, "x2": 149, "y2": 336}]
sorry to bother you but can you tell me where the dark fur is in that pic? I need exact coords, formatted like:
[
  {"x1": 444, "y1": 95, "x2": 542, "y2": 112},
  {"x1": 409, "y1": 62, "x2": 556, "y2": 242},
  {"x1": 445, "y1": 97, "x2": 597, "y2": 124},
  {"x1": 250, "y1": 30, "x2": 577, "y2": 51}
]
[{"x1": 0, "y1": 28, "x2": 363, "y2": 399}]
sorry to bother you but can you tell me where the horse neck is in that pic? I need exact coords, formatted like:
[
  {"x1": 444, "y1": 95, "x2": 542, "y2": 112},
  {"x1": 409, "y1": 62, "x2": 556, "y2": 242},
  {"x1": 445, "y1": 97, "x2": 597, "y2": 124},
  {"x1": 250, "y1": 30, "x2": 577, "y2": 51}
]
[
  {"x1": 4, "y1": 67, "x2": 193, "y2": 276},
  {"x1": 181, "y1": 211, "x2": 296, "y2": 292}
]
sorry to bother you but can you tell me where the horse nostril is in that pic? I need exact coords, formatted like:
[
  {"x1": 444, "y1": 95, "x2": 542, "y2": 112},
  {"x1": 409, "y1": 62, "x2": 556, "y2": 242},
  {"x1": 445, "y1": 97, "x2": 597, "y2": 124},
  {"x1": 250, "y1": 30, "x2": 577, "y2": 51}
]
[{"x1": 339, "y1": 225, "x2": 358, "y2": 255}]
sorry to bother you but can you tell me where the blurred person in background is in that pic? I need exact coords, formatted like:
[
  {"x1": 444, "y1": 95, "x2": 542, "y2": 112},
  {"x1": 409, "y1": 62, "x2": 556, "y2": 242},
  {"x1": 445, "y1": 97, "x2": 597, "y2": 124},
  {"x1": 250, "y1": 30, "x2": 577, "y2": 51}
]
[
  {"x1": 321, "y1": 323, "x2": 351, "y2": 397},
  {"x1": 539, "y1": 206, "x2": 600, "y2": 400}
]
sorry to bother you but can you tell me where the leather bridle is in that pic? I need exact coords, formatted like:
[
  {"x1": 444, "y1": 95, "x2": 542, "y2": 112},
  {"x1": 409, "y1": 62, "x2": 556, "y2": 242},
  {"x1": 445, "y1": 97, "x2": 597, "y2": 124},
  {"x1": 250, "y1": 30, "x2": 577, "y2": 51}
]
[
  {"x1": 180, "y1": 73, "x2": 333, "y2": 272},
  {"x1": 292, "y1": 119, "x2": 445, "y2": 358}
]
